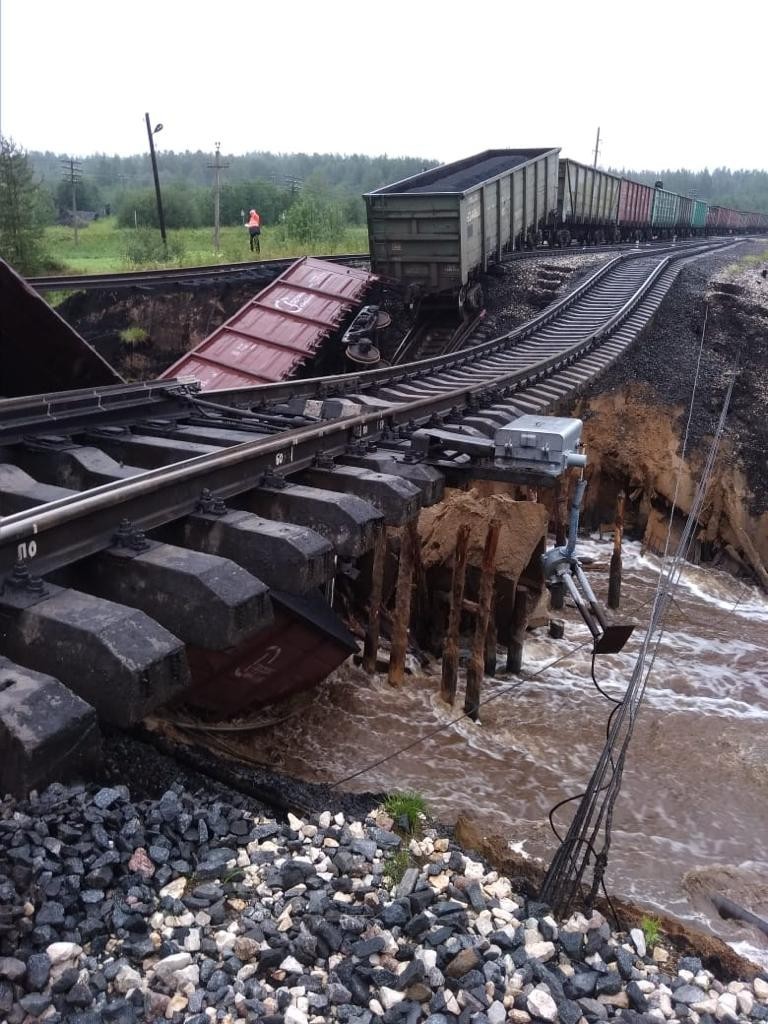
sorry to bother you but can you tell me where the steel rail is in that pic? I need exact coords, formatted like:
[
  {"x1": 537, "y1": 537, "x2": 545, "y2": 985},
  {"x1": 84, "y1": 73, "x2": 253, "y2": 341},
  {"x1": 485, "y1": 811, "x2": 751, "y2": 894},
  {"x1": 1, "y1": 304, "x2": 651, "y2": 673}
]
[
  {"x1": 207, "y1": 239, "x2": 733, "y2": 408},
  {"x1": 26, "y1": 234, "x2": 745, "y2": 291},
  {"x1": 0, "y1": 240, "x2": 739, "y2": 577},
  {"x1": 26, "y1": 254, "x2": 370, "y2": 291}
]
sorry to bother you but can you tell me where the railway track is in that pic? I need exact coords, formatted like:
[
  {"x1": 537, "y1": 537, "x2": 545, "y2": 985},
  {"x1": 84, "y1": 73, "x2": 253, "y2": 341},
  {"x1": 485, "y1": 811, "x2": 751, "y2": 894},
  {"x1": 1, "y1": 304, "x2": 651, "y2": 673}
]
[
  {"x1": 0, "y1": 237, "x2": 746, "y2": 759},
  {"x1": 25, "y1": 236, "x2": 742, "y2": 292},
  {"x1": 26, "y1": 253, "x2": 371, "y2": 291}
]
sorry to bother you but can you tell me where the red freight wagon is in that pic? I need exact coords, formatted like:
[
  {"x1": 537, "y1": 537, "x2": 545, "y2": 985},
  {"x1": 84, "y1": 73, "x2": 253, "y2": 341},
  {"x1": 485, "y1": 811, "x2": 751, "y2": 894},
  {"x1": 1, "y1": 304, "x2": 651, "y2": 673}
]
[
  {"x1": 161, "y1": 257, "x2": 375, "y2": 390},
  {"x1": 617, "y1": 178, "x2": 654, "y2": 239}
]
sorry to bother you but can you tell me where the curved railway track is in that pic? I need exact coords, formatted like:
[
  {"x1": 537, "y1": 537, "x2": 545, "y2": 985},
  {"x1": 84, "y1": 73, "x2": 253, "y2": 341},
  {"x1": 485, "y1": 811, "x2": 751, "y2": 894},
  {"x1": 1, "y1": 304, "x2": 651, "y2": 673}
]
[{"x1": 0, "y1": 237, "x2": 747, "y2": 738}]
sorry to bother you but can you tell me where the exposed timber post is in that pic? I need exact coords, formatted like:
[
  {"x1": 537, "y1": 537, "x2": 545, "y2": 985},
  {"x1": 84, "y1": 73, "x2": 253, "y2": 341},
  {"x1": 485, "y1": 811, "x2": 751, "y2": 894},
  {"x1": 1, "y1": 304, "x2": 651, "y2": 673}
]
[
  {"x1": 507, "y1": 584, "x2": 530, "y2": 674},
  {"x1": 484, "y1": 600, "x2": 497, "y2": 676},
  {"x1": 388, "y1": 518, "x2": 418, "y2": 687},
  {"x1": 608, "y1": 490, "x2": 625, "y2": 610},
  {"x1": 464, "y1": 519, "x2": 501, "y2": 721},
  {"x1": 363, "y1": 525, "x2": 387, "y2": 672},
  {"x1": 441, "y1": 522, "x2": 471, "y2": 705}
]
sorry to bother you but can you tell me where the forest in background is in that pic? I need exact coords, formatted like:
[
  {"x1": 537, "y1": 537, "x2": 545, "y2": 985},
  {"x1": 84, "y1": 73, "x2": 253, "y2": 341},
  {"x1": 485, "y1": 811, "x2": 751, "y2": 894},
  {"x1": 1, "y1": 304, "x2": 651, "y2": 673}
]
[{"x1": 24, "y1": 150, "x2": 768, "y2": 225}]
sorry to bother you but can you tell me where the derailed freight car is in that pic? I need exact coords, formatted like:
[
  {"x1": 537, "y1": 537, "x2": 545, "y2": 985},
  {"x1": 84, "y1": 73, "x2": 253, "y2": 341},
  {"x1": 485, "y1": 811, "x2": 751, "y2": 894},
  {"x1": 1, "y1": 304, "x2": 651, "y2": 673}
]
[
  {"x1": 555, "y1": 160, "x2": 621, "y2": 245},
  {"x1": 365, "y1": 148, "x2": 559, "y2": 309}
]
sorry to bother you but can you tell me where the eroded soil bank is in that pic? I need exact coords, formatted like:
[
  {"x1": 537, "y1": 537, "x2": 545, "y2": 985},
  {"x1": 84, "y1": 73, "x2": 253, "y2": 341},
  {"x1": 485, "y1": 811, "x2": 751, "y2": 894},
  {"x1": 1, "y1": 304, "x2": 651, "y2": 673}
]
[{"x1": 574, "y1": 249, "x2": 768, "y2": 586}]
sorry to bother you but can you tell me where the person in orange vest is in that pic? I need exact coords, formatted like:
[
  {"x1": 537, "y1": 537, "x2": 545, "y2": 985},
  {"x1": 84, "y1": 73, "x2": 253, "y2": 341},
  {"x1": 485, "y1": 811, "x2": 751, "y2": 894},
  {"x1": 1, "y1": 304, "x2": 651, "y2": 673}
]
[{"x1": 247, "y1": 209, "x2": 261, "y2": 253}]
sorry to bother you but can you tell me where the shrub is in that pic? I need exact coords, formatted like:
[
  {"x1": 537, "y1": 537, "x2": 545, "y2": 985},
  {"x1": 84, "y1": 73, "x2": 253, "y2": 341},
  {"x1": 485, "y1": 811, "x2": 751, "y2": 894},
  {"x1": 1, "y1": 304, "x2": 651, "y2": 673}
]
[{"x1": 383, "y1": 791, "x2": 428, "y2": 833}]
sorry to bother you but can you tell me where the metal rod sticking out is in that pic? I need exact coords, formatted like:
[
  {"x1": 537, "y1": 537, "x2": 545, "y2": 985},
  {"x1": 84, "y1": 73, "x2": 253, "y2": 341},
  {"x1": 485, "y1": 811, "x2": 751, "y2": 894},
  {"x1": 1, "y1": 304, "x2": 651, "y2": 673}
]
[{"x1": 608, "y1": 490, "x2": 625, "y2": 610}]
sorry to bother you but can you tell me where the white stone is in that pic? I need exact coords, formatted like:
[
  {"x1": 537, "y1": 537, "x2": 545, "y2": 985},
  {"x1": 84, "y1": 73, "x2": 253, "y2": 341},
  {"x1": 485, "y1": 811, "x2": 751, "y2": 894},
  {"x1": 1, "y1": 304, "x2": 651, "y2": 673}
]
[
  {"x1": 693, "y1": 998, "x2": 717, "y2": 1015},
  {"x1": 715, "y1": 993, "x2": 739, "y2": 1021},
  {"x1": 488, "y1": 999, "x2": 507, "y2": 1024},
  {"x1": 288, "y1": 812, "x2": 304, "y2": 831},
  {"x1": 510, "y1": 1011, "x2": 532, "y2": 1024},
  {"x1": 195, "y1": 911, "x2": 211, "y2": 927},
  {"x1": 323, "y1": 837, "x2": 339, "y2": 848},
  {"x1": 153, "y1": 953, "x2": 192, "y2": 979},
  {"x1": 284, "y1": 1008, "x2": 308, "y2": 1024},
  {"x1": 334, "y1": 812, "x2": 345, "y2": 826},
  {"x1": 159, "y1": 877, "x2": 187, "y2": 899},
  {"x1": 475, "y1": 911, "x2": 495, "y2": 937},
  {"x1": 659, "y1": 991, "x2": 674, "y2": 1018},
  {"x1": 369, "y1": 999, "x2": 384, "y2": 1016},
  {"x1": 560, "y1": 963, "x2": 574, "y2": 978},
  {"x1": 726, "y1": 981, "x2": 746, "y2": 994},
  {"x1": 636, "y1": 980, "x2": 656, "y2": 993},
  {"x1": 46, "y1": 942, "x2": 83, "y2": 965},
  {"x1": 464, "y1": 858, "x2": 485, "y2": 879},
  {"x1": 302, "y1": 825, "x2": 318, "y2": 839},
  {"x1": 175, "y1": 965, "x2": 200, "y2": 989},
  {"x1": 445, "y1": 992, "x2": 461, "y2": 1015},
  {"x1": 114, "y1": 965, "x2": 143, "y2": 994},
  {"x1": 524, "y1": 939, "x2": 555, "y2": 962},
  {"x1": 415, "y1": 948, "x2": 437, "y2": 971},
  {"x1": 333, "y1": 892, "x2": 353, "y2": 903},
  {"x1": 281, "y1": 956, "x2": 305, "y2": 973},
  {"x1": 214, "y1": 931, "x2": 236, "y2": 953},
  {"x1": 349, "y1": 820, "x2": 365, "y2": 838},
  {"x1": 428, "y1": 872, "x2": 450, "y2": 891},
  {"x1": 694, "y1": 971, "x2": 713, "y2": 989},
  {"x1": 679, "y1": 970, "x2": 695, "y2": 983},
  {"x1": 754, "y1": 978, "x2": 768, "y2": 1001},
  {"x1": 564, "y1": 912, "x2": 591, "y2": 934},
  {"x1": 630, "y1": 928, "x2": 647, "y2": 957},
  {"x1": 379, "y1": 987, "x2": 405, "y2": 1011},
  {"x1": 541, "y1": 915, "x2": 559, "y2": 940},
  {"x1": 526, "y1": 987, "x2": 558, "y2": 1023},
  {"x1": 486, "y1": 877, "x2": 512, "y2": 900},
  {"x1": 318, "y1": 811, "x2": 332, "y2": 829},
  {"x1": 653, "y1": 946, "x2": 669, "y2": 963}
]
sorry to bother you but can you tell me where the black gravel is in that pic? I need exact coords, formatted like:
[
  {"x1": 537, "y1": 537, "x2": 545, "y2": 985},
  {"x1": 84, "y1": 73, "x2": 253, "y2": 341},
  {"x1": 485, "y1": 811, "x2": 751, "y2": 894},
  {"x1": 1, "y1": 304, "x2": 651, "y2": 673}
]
[{"x1": 2, "y1": 781, "x2": 766, "y2": 1024}]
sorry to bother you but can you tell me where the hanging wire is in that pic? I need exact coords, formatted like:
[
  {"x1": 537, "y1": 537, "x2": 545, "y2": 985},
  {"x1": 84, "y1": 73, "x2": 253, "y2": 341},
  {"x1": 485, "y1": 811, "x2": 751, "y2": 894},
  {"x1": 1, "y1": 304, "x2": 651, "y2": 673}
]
[{"x1": 539, "y1": 308, "x2": 740, "y2": 917}]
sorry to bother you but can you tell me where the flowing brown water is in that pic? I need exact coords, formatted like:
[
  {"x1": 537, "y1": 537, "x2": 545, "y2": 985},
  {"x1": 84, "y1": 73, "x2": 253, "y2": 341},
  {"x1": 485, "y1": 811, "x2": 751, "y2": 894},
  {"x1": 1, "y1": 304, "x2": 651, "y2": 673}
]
[{"x1": 231, "y1": 539, "x2": 768, "y2": 967}]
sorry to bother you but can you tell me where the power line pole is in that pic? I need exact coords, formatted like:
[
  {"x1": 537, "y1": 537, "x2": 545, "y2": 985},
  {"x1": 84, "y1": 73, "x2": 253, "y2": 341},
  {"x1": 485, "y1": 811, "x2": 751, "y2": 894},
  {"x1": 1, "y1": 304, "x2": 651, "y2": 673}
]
[
  {"x1": 144, "y1": 112, "x2": 167, "y2": 250},
  {"x1": 592, "y1": 127, "x2": 601, "y2": 168},
  {"x1": 208, "y1": 142, "x2": 229, "y2": 252},
  {"x1": 61, "y1": 157, "x2": 82, "y2": 246}
]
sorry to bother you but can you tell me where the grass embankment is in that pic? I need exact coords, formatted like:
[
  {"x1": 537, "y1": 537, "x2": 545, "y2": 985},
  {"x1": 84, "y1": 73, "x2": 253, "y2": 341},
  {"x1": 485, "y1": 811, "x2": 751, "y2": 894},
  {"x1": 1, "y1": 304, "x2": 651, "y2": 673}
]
[{"x1": 42, "y1": 218, "x2": 368, "y2": 275}]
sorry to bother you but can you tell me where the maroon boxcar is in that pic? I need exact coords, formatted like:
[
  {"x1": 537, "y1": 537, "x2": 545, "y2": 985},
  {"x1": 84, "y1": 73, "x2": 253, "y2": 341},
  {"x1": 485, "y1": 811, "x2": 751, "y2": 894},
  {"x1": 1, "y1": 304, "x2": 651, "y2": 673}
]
[
  {"x1": 617, "y1": 179, "x2": 654, "y2": 239},
  {"x1": 161, "y1": 257, "x2": 375, "y2": 390}
]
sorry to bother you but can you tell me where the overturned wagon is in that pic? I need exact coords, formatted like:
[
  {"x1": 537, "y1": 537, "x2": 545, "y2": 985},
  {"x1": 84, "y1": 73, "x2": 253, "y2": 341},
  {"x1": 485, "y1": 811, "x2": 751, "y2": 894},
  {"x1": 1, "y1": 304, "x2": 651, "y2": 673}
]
[{"x1": 365, "y1": 148, "x2": 560, "y2": 310}]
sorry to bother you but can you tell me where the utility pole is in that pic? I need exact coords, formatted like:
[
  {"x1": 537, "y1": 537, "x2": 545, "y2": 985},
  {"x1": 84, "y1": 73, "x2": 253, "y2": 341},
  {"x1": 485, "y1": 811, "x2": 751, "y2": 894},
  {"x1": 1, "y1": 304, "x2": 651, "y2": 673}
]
[
  {"x1": 61, "y1": 157, "x2": 82, "y2": 246},
  {"x1": 208, "y1": 142, "x2": 229, "y2": 252},
  {"x1": 592, "y1": 126, "x2": 601, "y2": 168},
  {"x1": 144, "y1": 112, "x2": 167, "y2": 249}
]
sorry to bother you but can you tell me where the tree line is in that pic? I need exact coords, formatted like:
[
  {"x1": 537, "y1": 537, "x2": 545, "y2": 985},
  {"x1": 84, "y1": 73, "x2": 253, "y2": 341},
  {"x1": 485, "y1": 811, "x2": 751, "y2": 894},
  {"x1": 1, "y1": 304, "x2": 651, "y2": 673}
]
[{"x1": 3, "y1": 137, "x2": 768, "y2": 275}]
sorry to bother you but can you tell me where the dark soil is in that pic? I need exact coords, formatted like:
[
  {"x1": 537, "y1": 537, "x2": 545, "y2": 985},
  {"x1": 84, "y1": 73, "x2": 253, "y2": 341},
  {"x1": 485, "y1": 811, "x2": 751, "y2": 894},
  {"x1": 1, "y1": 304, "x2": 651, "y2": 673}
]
[{"x1": 581, "y1": 243, "x2": 768, "y2": 512}]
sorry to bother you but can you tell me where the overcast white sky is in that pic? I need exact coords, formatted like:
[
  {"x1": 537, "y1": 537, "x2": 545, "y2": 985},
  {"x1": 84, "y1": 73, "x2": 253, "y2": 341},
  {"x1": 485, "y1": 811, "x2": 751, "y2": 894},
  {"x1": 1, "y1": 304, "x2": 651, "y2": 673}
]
[{"x1": 1, "y1": 0, "x2": 765, "y2": 171}]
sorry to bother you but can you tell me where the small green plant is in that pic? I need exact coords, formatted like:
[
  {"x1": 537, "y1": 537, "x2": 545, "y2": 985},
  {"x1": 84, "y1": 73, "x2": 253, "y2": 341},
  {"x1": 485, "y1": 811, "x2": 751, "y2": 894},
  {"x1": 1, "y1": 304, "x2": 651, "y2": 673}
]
[
  {"x1": 119, "y1": 326, "x2": 149, "y2": 346},
  {"x1": 383, "y1": 791, "x2": 427, "y2": 833},
  {"x1": 640, "y1": 914, "x2": 662, "y2": 948},
  {"x1": 383, "y1": 848, "x2": 411, "y2": 887}
]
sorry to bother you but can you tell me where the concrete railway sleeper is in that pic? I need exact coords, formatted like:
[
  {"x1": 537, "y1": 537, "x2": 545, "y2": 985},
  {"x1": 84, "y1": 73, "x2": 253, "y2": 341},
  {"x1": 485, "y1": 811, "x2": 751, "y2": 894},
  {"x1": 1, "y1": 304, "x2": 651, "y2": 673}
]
[{"x1": 0, "y1": 238, "x2": 746, "y2": 795}]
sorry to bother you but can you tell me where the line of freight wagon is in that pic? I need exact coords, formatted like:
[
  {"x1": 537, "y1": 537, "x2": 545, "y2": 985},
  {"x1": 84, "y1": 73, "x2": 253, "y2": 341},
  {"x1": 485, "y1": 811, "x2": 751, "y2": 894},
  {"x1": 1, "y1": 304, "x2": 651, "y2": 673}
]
[{"x1": 365, "y1": 149, "x2": 767, "y2": 309}]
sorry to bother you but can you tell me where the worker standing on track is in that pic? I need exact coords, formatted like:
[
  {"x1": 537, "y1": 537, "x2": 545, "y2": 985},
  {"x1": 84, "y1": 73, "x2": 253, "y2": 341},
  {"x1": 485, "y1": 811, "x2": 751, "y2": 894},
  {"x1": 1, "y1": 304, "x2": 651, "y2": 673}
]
[{"x1": 247, "y1": 209, "x2": 261, "y2": 253}]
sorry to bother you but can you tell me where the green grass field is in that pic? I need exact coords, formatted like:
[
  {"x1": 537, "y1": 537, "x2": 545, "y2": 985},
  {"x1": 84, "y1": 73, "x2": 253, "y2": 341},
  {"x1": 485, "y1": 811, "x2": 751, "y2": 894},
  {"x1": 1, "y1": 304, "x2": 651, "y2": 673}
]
[{"x1": 42, "y1": 218, "x2": 369, "y2": 275}]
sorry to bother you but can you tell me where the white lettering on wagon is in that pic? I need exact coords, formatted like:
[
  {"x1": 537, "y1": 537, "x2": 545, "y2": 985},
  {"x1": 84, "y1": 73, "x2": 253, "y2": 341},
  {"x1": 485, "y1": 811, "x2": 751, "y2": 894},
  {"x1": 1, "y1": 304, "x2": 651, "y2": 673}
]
[{"x1": 274, "y1": 292, "x2": 312, "y2": 314}]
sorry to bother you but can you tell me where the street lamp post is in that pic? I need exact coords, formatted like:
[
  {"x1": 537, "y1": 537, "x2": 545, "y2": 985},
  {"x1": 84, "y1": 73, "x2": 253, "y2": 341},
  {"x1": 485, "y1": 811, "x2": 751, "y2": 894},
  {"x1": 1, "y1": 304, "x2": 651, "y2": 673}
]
[{"x1": 144, "y1": 112, "x2": 167, "y2": 249}]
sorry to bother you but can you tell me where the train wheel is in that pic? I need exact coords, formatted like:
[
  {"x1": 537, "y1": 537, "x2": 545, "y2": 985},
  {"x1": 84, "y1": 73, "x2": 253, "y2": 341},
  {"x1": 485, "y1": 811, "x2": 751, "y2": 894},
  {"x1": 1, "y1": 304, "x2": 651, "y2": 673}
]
[{"x1": 466, "y1": 284, "x2": 485, "y2": 312}]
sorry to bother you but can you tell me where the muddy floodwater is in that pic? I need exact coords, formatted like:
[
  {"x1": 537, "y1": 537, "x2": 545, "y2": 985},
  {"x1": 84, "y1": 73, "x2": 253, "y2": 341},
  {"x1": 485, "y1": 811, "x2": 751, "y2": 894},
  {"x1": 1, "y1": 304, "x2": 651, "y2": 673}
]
[{"x1": 228, "y1": 539, "x2": 768, "y2": 968}]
